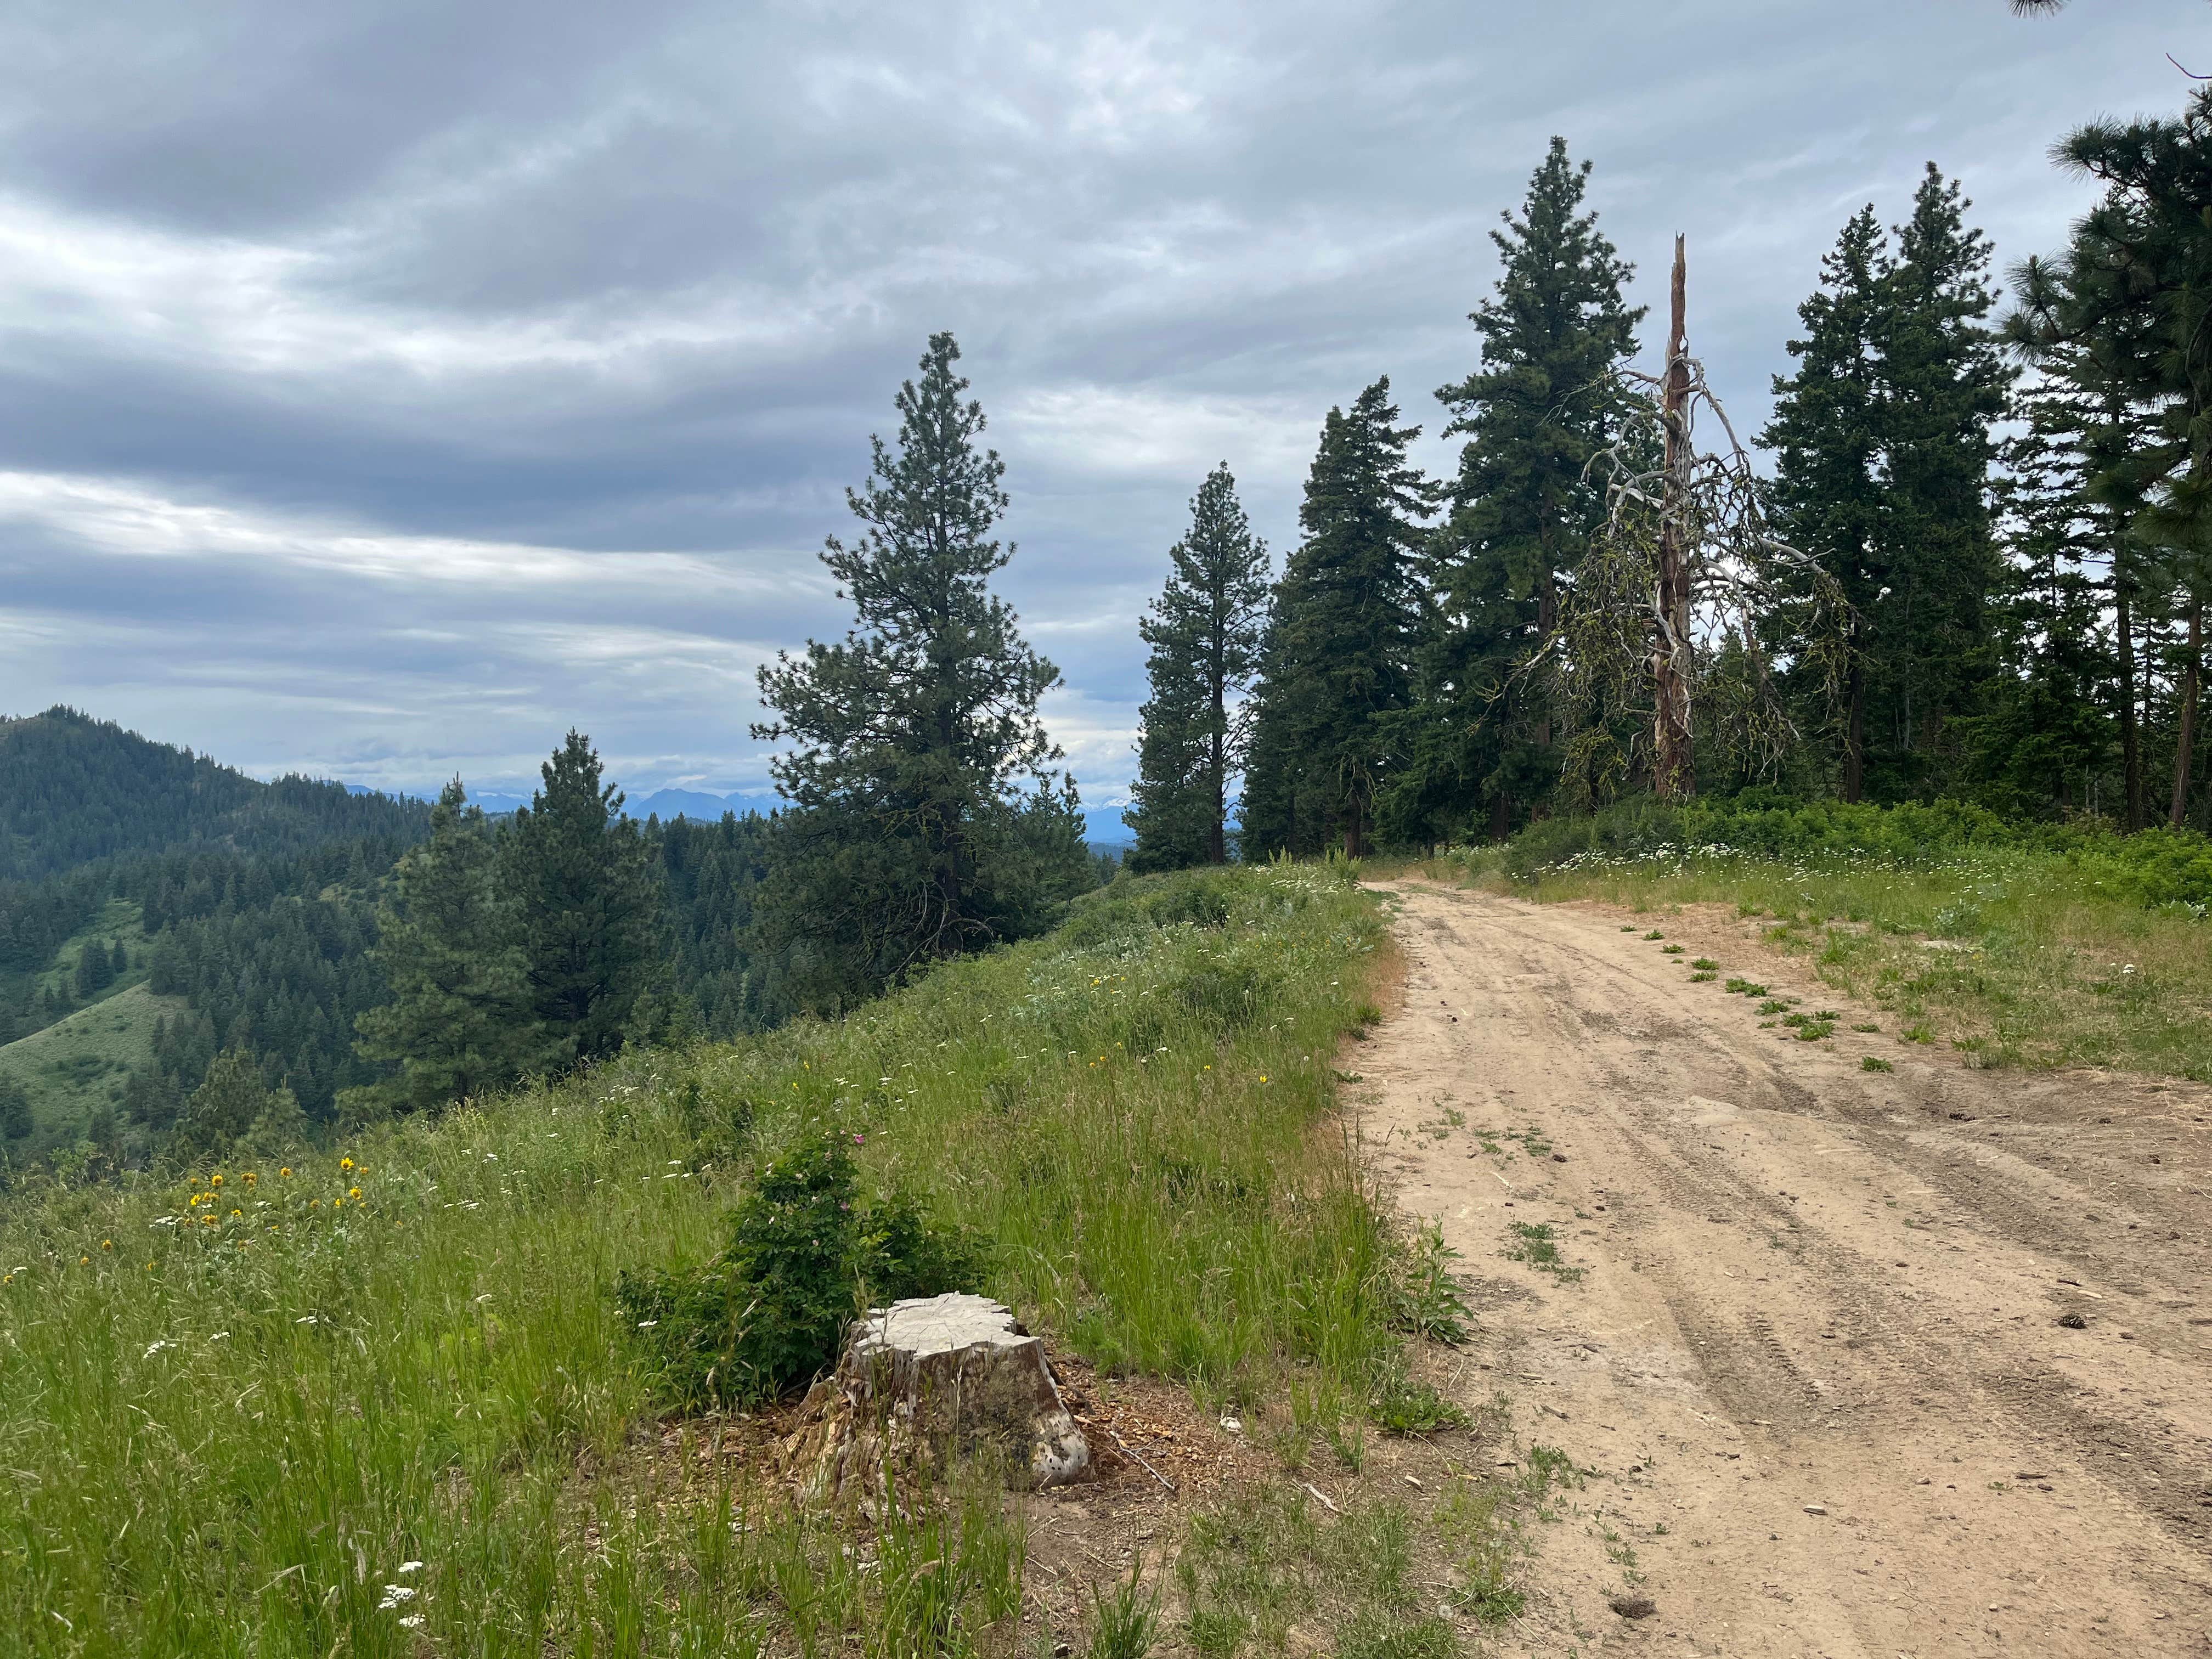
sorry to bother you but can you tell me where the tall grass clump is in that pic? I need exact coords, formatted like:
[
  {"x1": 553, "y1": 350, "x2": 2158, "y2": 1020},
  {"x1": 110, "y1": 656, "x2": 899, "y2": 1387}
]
[
  {"x1": 1426, "y1": 794, "x2": 2212, "y2": 1079},
  {"x1": 0, "y1": 862, "x2": 1394, "y2": 1654}
]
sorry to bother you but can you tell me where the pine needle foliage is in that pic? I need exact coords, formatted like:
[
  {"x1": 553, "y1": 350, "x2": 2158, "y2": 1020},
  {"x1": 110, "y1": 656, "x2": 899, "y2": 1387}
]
[
  {"x1": 1391, "y1": 138, "x2": 1643, "y2": 843},
  {"x1": 1242, "y1": 381, "x2": 1436, "y2": 859},
  {"x1": 754, "y1": 332, "x2": 1091, "y2": 1012},
  {"x1": 1126, "y1": 464, "x2": 1271, "y2": 872},
  {"x1": 349, "y1": 779, "x2": 545, "y2": 1116},
  {"x1": 501, "y1": 732, "x2": 661, "y2": 1067}
]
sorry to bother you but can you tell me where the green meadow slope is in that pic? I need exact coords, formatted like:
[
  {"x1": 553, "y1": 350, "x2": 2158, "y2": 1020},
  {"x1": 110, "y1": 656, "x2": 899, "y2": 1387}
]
[{"x1": 0, "y1": 899, "x2": 178, "y2": 1156}]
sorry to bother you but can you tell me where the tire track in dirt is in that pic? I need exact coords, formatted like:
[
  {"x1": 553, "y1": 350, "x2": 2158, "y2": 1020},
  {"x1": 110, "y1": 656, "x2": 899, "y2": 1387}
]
[{"x1": 1361, "y1": 882, "x2": 2212, "y2": 1658}]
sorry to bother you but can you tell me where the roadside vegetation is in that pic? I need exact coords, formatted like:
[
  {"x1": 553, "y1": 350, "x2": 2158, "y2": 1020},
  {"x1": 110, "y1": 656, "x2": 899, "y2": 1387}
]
[
  {"x1": 1416, "y1": 795, "x2": 2212, "y2": 1080},
  {"x1": 0, "y1": 864, "x2": 1548, "y2": 1656}
]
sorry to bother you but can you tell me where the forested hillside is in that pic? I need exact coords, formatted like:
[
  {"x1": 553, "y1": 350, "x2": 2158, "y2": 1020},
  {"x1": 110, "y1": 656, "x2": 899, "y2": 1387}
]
[{"x1": 0, "y1": 712, "x2": 432, "y2": 1163}]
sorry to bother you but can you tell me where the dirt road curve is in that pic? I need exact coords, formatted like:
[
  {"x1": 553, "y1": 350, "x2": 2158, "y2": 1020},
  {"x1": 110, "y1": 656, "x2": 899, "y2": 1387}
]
[{"x1": 1363, "y1": 883, "x2": 2212, "y2": 1658}]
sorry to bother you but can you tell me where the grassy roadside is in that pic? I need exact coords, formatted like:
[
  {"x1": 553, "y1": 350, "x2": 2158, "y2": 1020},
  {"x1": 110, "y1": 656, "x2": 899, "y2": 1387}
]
[
  {"x1": 1406, "y1": 814, "x2": 2212, "y2": 1081},
  {"x1": 0, "y1": 862, "x2": 1546, "y2": 1657}
]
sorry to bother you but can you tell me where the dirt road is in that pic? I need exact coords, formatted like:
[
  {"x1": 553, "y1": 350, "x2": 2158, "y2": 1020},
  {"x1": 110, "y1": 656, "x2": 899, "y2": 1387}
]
[{"x1": 1363, "y1": 883, "x2": 2212, "y2": 1658}]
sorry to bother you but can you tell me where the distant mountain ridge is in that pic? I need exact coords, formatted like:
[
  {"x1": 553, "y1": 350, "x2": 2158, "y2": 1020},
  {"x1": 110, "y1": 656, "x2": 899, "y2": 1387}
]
[
  {"x1": 456, "y1": 785, "x2": 1133, "y2": 845},
  {"x1": 1, "y1": 707, "x2": 430, "y2": 885},
  {"x1": 465, "y1": 786, "x2": 785, "y2": 821}
]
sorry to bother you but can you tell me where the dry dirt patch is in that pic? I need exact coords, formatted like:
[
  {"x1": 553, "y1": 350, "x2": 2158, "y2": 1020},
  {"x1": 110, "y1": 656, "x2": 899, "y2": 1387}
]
[{"x1": 1359, "y1": 880, "x2": 2212, "y2": 1657}]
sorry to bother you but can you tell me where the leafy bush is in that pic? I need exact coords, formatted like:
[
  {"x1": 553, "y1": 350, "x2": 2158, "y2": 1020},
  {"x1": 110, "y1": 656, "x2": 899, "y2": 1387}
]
[{"x1": 618, "y1": 1134, "x2": 988, "y2": 1407}]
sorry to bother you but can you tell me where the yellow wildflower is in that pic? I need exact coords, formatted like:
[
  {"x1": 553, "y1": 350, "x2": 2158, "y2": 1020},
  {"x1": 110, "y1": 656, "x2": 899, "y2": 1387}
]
[
  {"x1": 279, "y1": 1167, "x2": 292, "y2": 1179},
  {"x1": 101, "y1": 1240, "x2": 112, "y2": 1251},
  {"x1": 210, "y1": 1173, "x2": 224, "y2": 1187},
  {"x1": 340, "y1": 1157, "x2": 355, "y2": 1172},
  {"x1": 348, "y1": 1187, "x2": 361, "y2": 1200}
]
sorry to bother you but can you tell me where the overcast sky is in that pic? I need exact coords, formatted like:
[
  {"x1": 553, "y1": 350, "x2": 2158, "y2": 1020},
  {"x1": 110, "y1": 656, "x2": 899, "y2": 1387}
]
[{"x1": 0, "y1": 0, "x2": 2200, "y2": 806}]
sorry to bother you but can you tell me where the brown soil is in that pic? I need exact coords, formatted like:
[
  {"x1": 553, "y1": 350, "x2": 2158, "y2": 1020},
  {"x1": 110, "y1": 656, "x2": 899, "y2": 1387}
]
[{"x1": 1361, "y1": 881, "x2": 2212, "y2": 1658}]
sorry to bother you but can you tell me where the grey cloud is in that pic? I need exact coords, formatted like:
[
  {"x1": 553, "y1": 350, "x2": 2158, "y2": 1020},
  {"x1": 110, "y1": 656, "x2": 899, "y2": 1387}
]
[{"x1": 0, "y1": 0, "x2": 2196, "y2": 807}]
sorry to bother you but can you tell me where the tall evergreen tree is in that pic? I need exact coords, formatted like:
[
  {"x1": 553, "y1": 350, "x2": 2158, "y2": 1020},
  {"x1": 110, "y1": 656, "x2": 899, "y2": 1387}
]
[
  {"x1": 2047, "y1": 89, "x2": 2212, "y2": 823},
  {"x1": 502, "y1": 734, "x2": 661, "y2": 1065},
  {"x1": 351, "y1": 779, "x2": 544, "y2": 1115},
  {"x1": 1764, "y1": 205, "x2": 1889, "y2": 800},
  {"x1": 0, "y1": 1078, "x2": 29, "y2": 1143},
  {"x1": 1765, "y1": 169, "x2": 2007, "y2": 800},
  {"x1": 1241, "y1": 380, "x2": 1434, "y2": 858},
  {"x1": 1876, "y1": 165, "x2": 2010, "y2": 786},
  {"x1": 753, "y1": 332, "x2": 1090, "y2": 1011},
  {"x1": 1954, "y1": 370, "x2": 2124, "y2": 815},
  {"x1": 1407, "y1": 137, "x2": 1644, "y2": 836},
  {"x1": 1125, "y1": 465, "x2": 1271, "y2": 871}
]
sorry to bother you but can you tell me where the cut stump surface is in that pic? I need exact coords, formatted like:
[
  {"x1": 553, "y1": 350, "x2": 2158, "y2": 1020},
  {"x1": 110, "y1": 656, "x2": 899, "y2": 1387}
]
[{"x1": 780, "y1": 1293, "x2": 1090, "y2": 1499}]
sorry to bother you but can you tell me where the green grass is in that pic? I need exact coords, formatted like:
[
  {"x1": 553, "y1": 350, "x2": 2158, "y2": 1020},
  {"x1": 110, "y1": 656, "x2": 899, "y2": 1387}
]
[
  {"x1": 1503, "y1": 1221, "x2": 1584, "y2": 1285},
  {"x1": 0, "y1": 864, "x2": 1417, "y2": 1655},
  {"x1": 1426, "y1": 834, "x2": 2212, "y2": 1081},
  {"x1": 0, "y1": 983, "x2": 184, "y2": 1153},
  {"x1": 1177, "y1": 1481, "x2": 1455, "y2": 1657},
  {"x1": 0, "y1": 898, "x2": 167, "y2": 1154}
]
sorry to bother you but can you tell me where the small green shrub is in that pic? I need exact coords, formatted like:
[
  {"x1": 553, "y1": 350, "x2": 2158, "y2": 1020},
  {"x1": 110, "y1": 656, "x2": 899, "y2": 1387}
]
[
  {"x1": 1383, "y1": 1221, "x2": 1471, "y2": 1345},
  {"x1": 618, "y1": 1135, "x2": 988, "y2": 1407},
  {"x1": 1861, "y1": 1056, "x2": 1894, "y2": 1073},
  {"x1": 1724, "y1": 978, "x2": 1768, "y2": 996}
]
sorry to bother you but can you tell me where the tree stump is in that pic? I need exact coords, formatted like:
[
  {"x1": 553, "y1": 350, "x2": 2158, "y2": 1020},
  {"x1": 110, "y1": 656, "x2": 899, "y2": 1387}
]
[{"x1": 778, "y1": 1293, "x2": 1090, "y2": 1499}]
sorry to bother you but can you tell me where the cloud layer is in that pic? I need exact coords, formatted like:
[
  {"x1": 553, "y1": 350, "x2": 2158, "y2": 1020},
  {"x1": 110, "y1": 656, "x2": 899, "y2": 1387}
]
[{"x1": 0, "y1": 0, "x2": 2194, "y2": 800}]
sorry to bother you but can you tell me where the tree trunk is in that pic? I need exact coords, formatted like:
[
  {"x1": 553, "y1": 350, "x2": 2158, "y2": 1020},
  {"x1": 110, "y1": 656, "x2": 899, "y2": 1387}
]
[
  {"x1": 1651, "y1": 236, "x2": 1697, "y2": 801},
  {"x1": 1534, "y1": 569, "x2": 1556, "y2": 752},
  {"x1": 2170, "y1": 597, "x2": 2202, "y2": 828},
  {"x1": 1208, "y1": 623, "x2": 1228, "y2": 865},
  {"x1": 2117, "y1": 548, "x2": 2142, "y2": 830},
  {"x1": 1843, "y1": 623, "x2": 1866, "y2": 805},
  {"x1": 1489, "y1": 787, "x2": 1510, "y2": 844}
]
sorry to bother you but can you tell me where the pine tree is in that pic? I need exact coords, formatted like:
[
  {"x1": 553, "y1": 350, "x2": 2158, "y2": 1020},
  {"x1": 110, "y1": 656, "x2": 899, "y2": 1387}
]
[
  {"x1": 2046, "y1": 90, "x2": 2212, "y2": 822},
  {"x1": 1764, "y1": 205, "x2": 1889, "y2": 801},
  {"x1": 1241, "y1": 380, "x2": 1435, "y2": 858},
  {"x1": 351, "y1": 779, "x2": 545, "y2": 1115},
  {"x1": 1953, "y1": 369, "x2": 2124, "y2": 815},
  {"x1": 1411, "y1": 138, "x2": 1644, "y2": 836},
  {"x1": 1875, "y1": 165, "x2": 2010, "y2": 789},
  {"x1": 1125, "y1": 465, "x2": 1271, "y2": 871},
  {"x1": 501, "y1": 735, "x2": 661, "y2": 1065},
  {"x1": 753, "y1": 333, "x2": 1091, "y2": 1012},
  {"x1": 1765, "y1": 170, "x2": 2008, "y2": 801},
  {"x1": 169, "y1": 1048, "x2": 296, "y2": 1169},
  {"x1": 0, "y1": 1078, "x2": 29, "y2": 1142}
]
